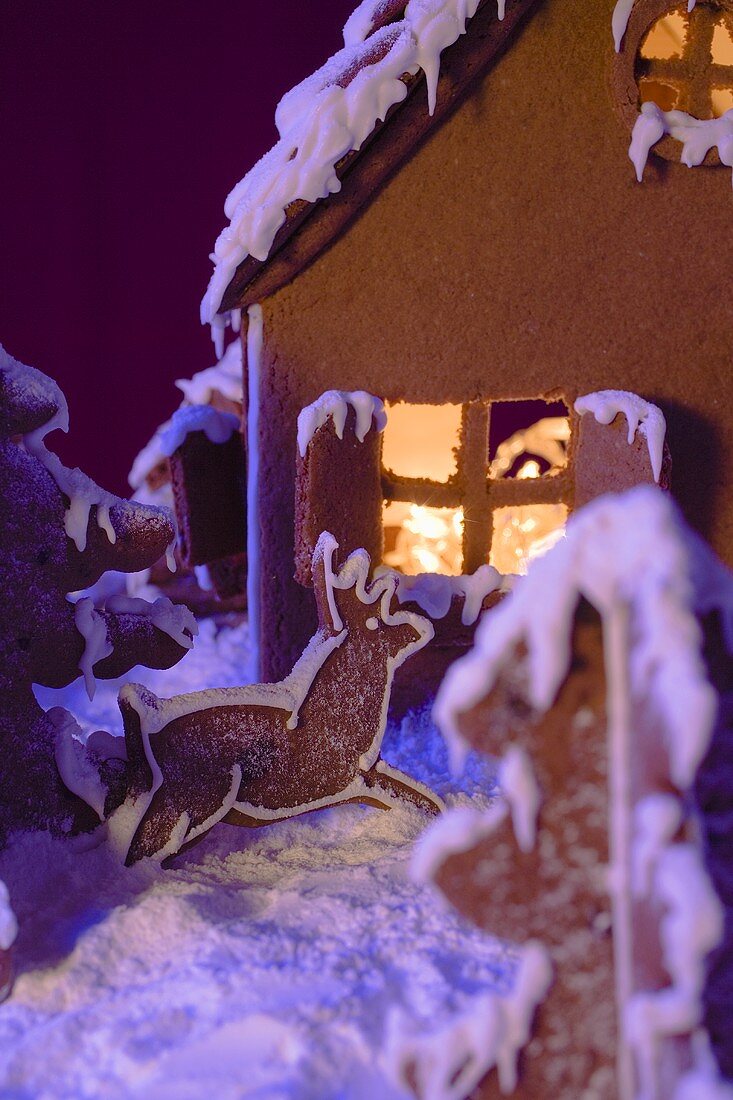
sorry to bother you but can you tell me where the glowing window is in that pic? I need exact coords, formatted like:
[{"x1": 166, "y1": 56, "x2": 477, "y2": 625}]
[
  {"x1": 636, "y1": 3, "x2": 733, "y2": 120},
  {"x1": 381, "y1": 402, "x2": 462, "y2": 483},
  {"x1": 490, "y1": 504, "x2": 569, "y2": 576},
  {"x1": 380, "y1": 397, "x2": 573, "y2": 580},
  {"x1": 383, "y1": 501, "x2": 464, "y2": 576}
]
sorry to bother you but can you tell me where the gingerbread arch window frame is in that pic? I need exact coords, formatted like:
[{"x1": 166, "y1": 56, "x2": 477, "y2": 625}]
[{"x1": 611, "y1": 0, "x2": 733, "y2": 165}]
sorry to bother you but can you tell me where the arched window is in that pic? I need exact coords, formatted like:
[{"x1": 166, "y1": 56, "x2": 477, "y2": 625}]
[{"x1": 613, "y1": 0, "x2": 733, "y2": 169}]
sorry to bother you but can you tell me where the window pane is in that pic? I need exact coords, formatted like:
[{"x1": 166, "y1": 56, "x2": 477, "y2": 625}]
[
  {"x1": 490, "y1": 503, "x2": 568, "y2": 575},
  {"x1": 488, "y1": 400, "x2": 570, "y2": 480},
  {"x1": 640, "y1": 11, "x2": 688, "y2": 59},
  {"x1": 383, "y1": 501, "x2": 463, "y2": 575},
  {"x1": 382, "y1": 402, "x2": 462, "y2": 483}
]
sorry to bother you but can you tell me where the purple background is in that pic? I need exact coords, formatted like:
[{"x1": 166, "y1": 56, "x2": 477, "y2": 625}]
[{"x1": 1, "y1": 0, "x2": 354, "y2": 494}]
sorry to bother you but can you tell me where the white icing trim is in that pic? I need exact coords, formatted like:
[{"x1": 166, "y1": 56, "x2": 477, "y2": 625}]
[
  {"x1": 626, "y1": 845, "x2": 724, "y2": 1099},
  {"x1": 201, "y1": 0, "x2": 482, "y2": 334},
  {"x1": 159, "y1": 406, "x2": 240, "y2": 458},
  {"x1": 411, "y1": 803, "x2": 507, "y2": 885},
  {"x1": 632, "y1": 793, "x2": 681, "y2": 899},
  {"x1": 51, "y1": 706, "x2": 107, "y2": 819},
  {"x1": 185, "y1": 764, "x2": 242, "y2": 844},
  {"x1": 296, "y1": 389, "x2": 386, "y2": 457},
  {"x1": 104, "y1": 594, "x2": 197, "y2": 649},
  {"x1": 73, "y1": 596, "x2": 113, "y2": 700},
  {"x1": 246, "y1": 306, "x2": 263, "y2": 678},
  {"x1": 630, "y1": 103, "x2": 733, "y2": 185},
  {"x1": 574, "y1": 389, "x2": 666, "y2": 483},
  {"x1": 0, "y1": 880, "x2": 17, "y2": 953},
  {"x1": 613, "y1": 0, "x2": 697, "y2": 52},
  {"x1": 384, "y1": 940, "x2": 553, "y2": 1099},
  {"x1": 385, "y1": 564, "x2": 503, "y2": 626},
  {"x1": 498, "y1": 745, "x2": 541, "y2": 853}
]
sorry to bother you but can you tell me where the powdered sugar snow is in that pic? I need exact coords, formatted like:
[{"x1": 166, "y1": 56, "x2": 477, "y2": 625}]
[{"x1": 2, "y1": 618, "x2": 511, "y2": 1099}]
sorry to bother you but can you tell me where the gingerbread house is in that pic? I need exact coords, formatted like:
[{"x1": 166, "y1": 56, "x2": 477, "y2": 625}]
[{"x1": 193, "y1": 0, "x2": 733, "y2": 687}]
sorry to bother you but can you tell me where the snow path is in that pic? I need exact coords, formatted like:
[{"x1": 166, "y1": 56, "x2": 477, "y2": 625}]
[{"x1": 1, "y1": 620, "x2": 511, "y2": 1099}]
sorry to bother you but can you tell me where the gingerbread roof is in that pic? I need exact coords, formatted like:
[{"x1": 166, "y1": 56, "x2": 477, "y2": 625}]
[{"x1": 200, "y1": 0, "x2": 540, "y2": 348}]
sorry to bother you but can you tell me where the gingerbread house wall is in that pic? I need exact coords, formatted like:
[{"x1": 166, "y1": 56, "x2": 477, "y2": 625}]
[{"x1": 248, "y1": 0, "x2": 733, "y2": 680}]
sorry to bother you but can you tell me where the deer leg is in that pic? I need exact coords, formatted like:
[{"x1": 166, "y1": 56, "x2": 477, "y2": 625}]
[{"x1": 360, "y1": 760, "x2": 444, "y2": 815}]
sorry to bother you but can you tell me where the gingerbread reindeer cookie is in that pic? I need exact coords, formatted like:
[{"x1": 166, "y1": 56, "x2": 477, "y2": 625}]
[
  {"x1": 112, "y1": 533, "x2": 443, "y2": 864},
  {"x1": 0, "y1": 348, "x2": 196, "y2": 840}
]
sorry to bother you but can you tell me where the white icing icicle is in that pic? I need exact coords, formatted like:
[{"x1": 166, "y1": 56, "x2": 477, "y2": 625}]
[
  {"x1": 0, "y1": 881, "x2": 17, "y2": 953},
  {"x1": 629, "y1": 102, "x2": 733, "y2": 186},
  {"x1": 574, "y1": 389, "x2": 666, "y2": 483},
  {"x1": 201, "y1": 0, "x2": 485, "y2": 335},
  {"x1": 498, "y1": 745, "x2": 542, "y2": 853},
  {"x1": 73, "y1": 597, "x2": 113, "y2": 700},
  {"x1": 612, "y1": 0, "x2": 696, "y2": 52},
  {"x1": 297, "y1": 390, "x2": 386, "y2": 457},
  {"x1": 384, "y1": 940, "x2": 552, "y2": 1099},
  {"x1": 412, "y1": 803, "x2": 507, "y2": 885}
]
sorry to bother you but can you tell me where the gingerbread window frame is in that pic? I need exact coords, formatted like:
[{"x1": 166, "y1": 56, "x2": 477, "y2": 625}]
[
  {"x1": 381, "y1": 400, "x2": 574, "y2": 576},
  {"x1": 612, "y1": 0, "x2": 733, "y2": 165}
]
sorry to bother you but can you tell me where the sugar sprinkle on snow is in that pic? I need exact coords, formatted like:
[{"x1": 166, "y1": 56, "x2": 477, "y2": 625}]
[{"x1": 15, "y1": 617, "x2": 506, "y2": 1099}]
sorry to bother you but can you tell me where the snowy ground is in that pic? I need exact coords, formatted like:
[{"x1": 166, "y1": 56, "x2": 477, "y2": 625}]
[{"x1": 0, "y1": 619, "x2": 512, "y2": 1100}]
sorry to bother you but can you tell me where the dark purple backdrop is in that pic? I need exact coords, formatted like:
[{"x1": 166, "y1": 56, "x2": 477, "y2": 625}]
[{"x1": 1, "y1": 0, "x2": 355, "y2": 494}]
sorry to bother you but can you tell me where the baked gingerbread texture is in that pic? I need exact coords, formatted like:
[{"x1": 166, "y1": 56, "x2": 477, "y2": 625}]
[
  {"x1": 0, "y1": 348, "x2": 197, "y2": 841},
  {"x1": 104, "y1": 533, "x2": 442, "y2": 865},
  {"x1": 195, "y1": 0, "x2": 730, "y2": 695},
  {"x1": 396, "y1": 487, "x2": 732, "y2": 1098}
]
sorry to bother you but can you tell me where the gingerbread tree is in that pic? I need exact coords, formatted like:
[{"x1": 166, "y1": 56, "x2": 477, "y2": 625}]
[{"x1": 0, "y1": 348, "x2": 197, "y2": 840}]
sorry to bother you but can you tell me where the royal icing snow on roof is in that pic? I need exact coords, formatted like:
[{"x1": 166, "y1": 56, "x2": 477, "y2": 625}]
[
  {"x1": 200, "y1": 0, "x2": 486, "y2": 345},
  {"x1": 128, "y1": 341, "x2": 243, "y2": 492},
  {"x1": 574, "y1": 390, "x2": 666, "y2": 482}
]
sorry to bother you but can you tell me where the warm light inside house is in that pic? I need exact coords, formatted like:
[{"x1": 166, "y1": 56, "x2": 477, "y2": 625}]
[
  {"x1": 490, "y1": 413, "x2": 570, "y2": 574},
  {"x1": 638, "y1": 6, "x2": 733, "y2": 116},
  {"x1": 383, "y1": 501, "x2": 464, "y2": 575},
  {"x1": 490, "y1": 503, "x2": 569, "y2": 575},
  {"x1": 382, "y1": 402, "x2": 462, "y2": 482}
]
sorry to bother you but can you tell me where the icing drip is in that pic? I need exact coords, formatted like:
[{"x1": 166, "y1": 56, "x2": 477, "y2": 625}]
[
  {"x1": 625, "y1": 845, "x2": 724, "y2": 1098},
  {"x1": 73, "y1": 596, "x2": 113, "y2": 700},
  {"x1": 105, "y1": 595, "x2": 197, "y2": 650},
  {"x1": 386, "y1": 563, "x2": 503, "y2": 625},
  {"x1": 613, "y1": 0, "x2": 697, "y2": 52},
  {"x1": 498, "y1": 745, "x2": 541, "y2": 853},
  {"x1": 159, "y1": 406, "x2": 240, "y2": 458},
  {"x1": 297, "y1": 390, "x2": 386, "y2": 457},
  {"x1": 52, "y1": 707, "x2": 108, "y2": 819},
  {"x1": 629, "y1": 103, "x2": 733, "y2": 185},
  {"x1": 0, "y1": 881, "x2": 17, "y2": 953},
  {"x1": 574, "y1": 389, "x2": 666, "y2": 483},
  {"x1": 201, "y1": 0, "x2": 484, "y2": 336},
  {"x1": 385, "y1": 940, "x2": 552, "y2": 1098},
  {"x1": 631, "y1": 793, "x2": 681, "y2": 898}
]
